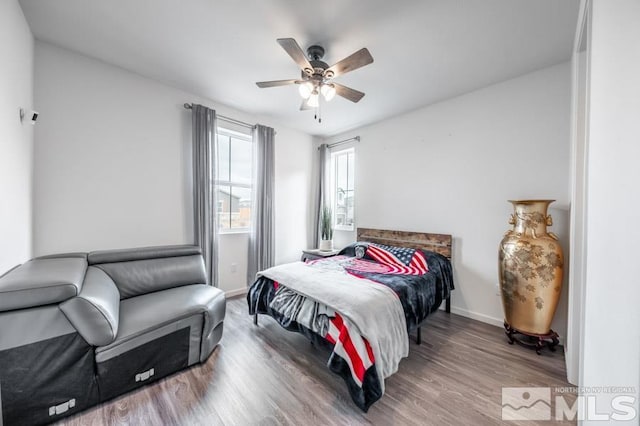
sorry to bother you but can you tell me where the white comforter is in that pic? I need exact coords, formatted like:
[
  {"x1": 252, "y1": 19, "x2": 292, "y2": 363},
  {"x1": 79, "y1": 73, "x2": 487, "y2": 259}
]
[{"x1": 257, "y1": 261, "x2": 409, "y2": 386}]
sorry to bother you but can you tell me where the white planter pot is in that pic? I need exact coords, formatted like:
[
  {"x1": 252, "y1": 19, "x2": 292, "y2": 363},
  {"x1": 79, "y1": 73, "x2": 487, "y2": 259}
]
[{"x1": 319, "y1": 239, "x2": 333, "y2": 251}]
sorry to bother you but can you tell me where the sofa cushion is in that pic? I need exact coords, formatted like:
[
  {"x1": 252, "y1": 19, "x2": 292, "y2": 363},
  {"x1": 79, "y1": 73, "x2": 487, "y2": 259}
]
[
  {"x1": 0, "y1": 258, "x2": 87, "y2": 312},
  {"x1": 59, "y1": 267, "x2": 121, "y2": 346},
  {"x1": 87, "y1": 245, "x2": 208, "y2": 299},
  {"x1": 95, "y1": 284, "x2": 225, "y2": 363},
  {"x1": 93, "y1": 255, "x2": 208, "y2": 299}
]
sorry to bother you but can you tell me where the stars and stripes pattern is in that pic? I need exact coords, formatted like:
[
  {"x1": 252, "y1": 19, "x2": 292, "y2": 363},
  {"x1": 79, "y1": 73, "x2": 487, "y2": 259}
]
[
  {"x1": 365, "y1": 244, "x2": 428, "y2": 275},
  {"x1": 297, "y1": 244, "x2": 429, "y2": 389},
  {"x1": 342, "y1": 258, "x2": 400, "y2": 275},
  {"x1": 325, "y1": 313, "x2": 375, "y2": 387},
  {"x1": 272, "y1": 278, "x2": 375, "y2": 387}
]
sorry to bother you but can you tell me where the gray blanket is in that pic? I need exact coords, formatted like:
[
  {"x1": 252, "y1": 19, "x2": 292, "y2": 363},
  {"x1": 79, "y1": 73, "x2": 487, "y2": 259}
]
[{"x1": 269, "y1": 286, "x2": 332, "y2": 336}]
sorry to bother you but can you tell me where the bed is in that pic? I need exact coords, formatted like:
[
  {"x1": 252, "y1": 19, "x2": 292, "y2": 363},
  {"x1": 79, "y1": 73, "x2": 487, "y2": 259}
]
[{"x1": 247, "y1": 228, "x2": 454, "y2": 411}]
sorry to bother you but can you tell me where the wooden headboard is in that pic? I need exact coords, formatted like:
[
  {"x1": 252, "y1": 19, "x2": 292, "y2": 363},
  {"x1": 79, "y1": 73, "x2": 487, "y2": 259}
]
[{"x1": 357, "y1": 228, "x2": 452, "y2": 259}]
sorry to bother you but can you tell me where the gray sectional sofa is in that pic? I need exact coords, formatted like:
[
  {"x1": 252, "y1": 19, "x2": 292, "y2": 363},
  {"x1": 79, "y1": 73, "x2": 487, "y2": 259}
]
[{"x1": 0, "y1": 245, "x2": 226, "y2": 425}]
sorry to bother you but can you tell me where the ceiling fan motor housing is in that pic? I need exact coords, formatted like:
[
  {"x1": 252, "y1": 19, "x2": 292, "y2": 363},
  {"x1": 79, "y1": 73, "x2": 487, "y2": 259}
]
[
  {"x1": 307, "y1": 45, "x2": 325, "y2": 61},
  {"x1": 311, "y1": 60, "x2": 329, "y2": 73},
  {"x1": 306, "y1": 45, "x2": 332, "y2": 78}
]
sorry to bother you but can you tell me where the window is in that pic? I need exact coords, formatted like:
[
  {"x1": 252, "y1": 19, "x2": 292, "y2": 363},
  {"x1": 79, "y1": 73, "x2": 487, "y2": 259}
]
[
  {"x1": 215, "y1": 128, "x2": 253, "y2": 232},
  {"x1": 330, "y1": 147, "x2": 355, "y2": 231}
]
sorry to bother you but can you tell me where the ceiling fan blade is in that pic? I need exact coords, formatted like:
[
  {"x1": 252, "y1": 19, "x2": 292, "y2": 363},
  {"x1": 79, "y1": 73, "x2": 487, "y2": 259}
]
[
  {"x1": 334, "y1": 83, "x2": 365, "y2": 103},
  {"x1": 256, "y1": 79, "x2": 300, "y2": 88},
  {"x1": 300, "y1": 99, "x2": 313, "y2": 111},
  {"x1": 277, "y1": 38, "x2": 314, "y2": 75},
  {"x1": 324, "y1": 48, "x2": 373, "y2": 79}
]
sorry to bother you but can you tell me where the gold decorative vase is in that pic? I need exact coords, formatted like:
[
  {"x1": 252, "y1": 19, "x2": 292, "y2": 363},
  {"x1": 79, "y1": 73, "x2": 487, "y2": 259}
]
[{"x1": 499, "y1": 200, "x2": 563, "y2": 336}]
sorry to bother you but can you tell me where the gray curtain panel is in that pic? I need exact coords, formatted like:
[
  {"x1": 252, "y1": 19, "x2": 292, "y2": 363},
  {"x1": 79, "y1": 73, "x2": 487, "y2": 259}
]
[
  {"x1": 247, "y1": 124, "x2": 275, "y2": 286},
  {"x1": 313, "y1": 144, "x2": 331, "y2": 247},
  {"x1": 191, "y1": 104, "x2": 219, "y2": 286}
]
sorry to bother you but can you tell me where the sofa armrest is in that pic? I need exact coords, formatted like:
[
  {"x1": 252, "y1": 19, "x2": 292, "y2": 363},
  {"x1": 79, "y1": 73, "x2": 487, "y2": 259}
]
[{"x1": 60, "y1": 267, "x2": 120, "y2": 346}]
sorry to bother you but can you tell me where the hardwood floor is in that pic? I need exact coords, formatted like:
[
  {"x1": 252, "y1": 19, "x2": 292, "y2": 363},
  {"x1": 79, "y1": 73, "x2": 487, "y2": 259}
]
[{"x1": 57, "y1": 297, "x2": 575, "y2": 425}]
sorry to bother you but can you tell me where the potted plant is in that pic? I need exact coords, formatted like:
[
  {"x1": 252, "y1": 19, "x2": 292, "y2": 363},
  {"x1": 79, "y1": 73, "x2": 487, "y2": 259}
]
[{"x1": 319, "y1": 206, "x2": 333, "y2": 251}]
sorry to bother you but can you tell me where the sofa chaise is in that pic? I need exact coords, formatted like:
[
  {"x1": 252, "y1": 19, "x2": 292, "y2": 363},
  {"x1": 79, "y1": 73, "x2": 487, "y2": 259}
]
[{"x1": 0, "y1": 245, "x2": 226, "y2": 425}]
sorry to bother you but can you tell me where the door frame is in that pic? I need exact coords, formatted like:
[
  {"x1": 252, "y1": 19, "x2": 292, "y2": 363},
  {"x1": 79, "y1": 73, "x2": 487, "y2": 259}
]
[{"x1": 566, "y1": 0, "x2": 591, "y2": 386}]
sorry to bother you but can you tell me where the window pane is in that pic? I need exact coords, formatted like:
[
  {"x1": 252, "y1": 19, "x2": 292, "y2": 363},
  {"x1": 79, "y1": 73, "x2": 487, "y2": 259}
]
[
  {"x1": 345, "y1": 189, "x2": 354, "y2": 226},
  {"x1": 336, "y1": 153, "x2": 348, "y2": 193},
  {"x1": 332, "y1": 149, "x2": 355, "y2": 229},
  {"x1": 217, "y1": 135, "x2": 230, "y2": 182},
  {"x1": 215, "y1": 128, "x2": 253, "y2": 232},
  {"x1": 231, "y1": 186, "x2": 252, "y2": 229},
  {"x1": 347, "y1": 151, "x2": 355, "y2": 191},
  {"x1": 217, "y1": 185, "x2": 231, "y2": 229},
  {"x1": 230, "y1": 137, "x2": 253, "y2": 185}
]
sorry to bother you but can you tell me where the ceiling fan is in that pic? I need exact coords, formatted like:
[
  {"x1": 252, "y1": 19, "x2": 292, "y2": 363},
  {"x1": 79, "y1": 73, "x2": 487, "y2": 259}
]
[{"x1": 256, "y1": 38, "x2": 374, "y2": 119}]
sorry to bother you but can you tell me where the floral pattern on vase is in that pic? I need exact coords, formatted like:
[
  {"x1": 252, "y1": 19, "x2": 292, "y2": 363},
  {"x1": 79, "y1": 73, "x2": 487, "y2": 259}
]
[{"x1": 499, "y1": 200, "x2": 563, "y2": 335}]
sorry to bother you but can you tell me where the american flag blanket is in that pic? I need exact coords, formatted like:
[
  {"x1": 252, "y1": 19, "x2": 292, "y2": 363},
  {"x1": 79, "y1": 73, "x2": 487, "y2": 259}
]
[
  {"x1": 267, "y1": 282, "x2": 377, "y2": 388},
  {"x1": 247, "y1": 243, "x2": 454, "y2": 411}
]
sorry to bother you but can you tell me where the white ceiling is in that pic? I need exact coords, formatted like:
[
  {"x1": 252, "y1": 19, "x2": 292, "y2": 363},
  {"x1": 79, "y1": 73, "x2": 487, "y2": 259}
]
[{"x1": 19, "y1": 0, "x2": 579, "y2": 137}]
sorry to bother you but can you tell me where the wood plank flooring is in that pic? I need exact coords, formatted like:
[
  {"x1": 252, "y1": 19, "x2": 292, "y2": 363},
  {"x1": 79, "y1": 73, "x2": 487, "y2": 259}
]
[{"x1": 56, "y1": 297, "x2": 575, "y2": 425}]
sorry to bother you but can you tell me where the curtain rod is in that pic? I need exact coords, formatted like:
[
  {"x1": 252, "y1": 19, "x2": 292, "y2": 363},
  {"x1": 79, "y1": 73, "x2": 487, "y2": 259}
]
[
  {"x1": 320, "y1": 136, "x2": 360, "y2": 150},
  {"x1": 183, "y1": 103, "x2": 255, "y2": 130}
]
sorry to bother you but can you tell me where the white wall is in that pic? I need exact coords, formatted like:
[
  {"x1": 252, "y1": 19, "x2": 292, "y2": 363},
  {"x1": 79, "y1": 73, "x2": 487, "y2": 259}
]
[
  {"x1": 33, "y1": 42, "x2": 313, "y2": 293},
  {"x1": 325, "y1": 62, "x2": 572, "y2": 338},
  {"x1": 579, "y1": 0, "x2": 640, "y2": 422},
  {"x1": 0, "y1": 0, "x2": 34, "y2": 274}
]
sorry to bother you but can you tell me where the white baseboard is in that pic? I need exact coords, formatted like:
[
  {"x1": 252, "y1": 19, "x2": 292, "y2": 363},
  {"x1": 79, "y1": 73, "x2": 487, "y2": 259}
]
[
  {"x1": 444, "y1": 305, "x2": 565, "y2": 345},
  {"x1": 446, "y1": 305, "x2": 504, "y2": 328},
  {"x1": 225, "y1": 288, "x2": 248, "y2": 298}
]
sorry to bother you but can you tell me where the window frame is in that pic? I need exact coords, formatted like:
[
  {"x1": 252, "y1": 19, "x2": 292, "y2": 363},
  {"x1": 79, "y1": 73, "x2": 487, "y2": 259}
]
[
  {"x1": 215, "y1": 127, "x2": 254, "y2": 234},
  {"x1": 330, "y1": 147, "x2": 356, "y2": 232}
]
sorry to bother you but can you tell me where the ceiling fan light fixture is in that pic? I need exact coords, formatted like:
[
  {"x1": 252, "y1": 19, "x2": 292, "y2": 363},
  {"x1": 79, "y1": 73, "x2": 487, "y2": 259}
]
[
  {"x1": 307, "y1": 91, "x2": 320, "y2": 108},
  {"x1": 321, "y1": 83, "x2": 336, "y2": 102},
  {"x1": 298, "y1": 81, "x2": 313, "y2": 99}
]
